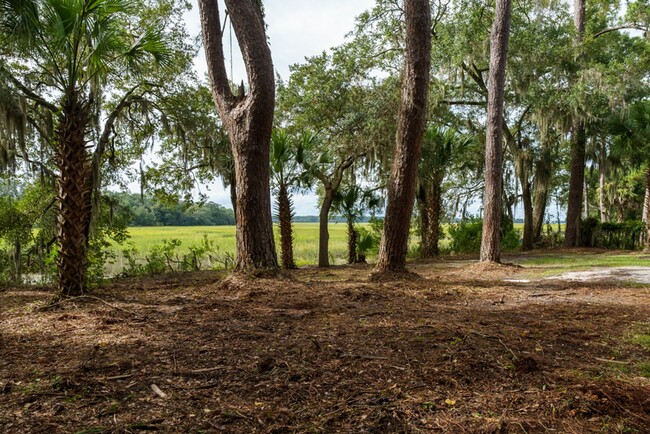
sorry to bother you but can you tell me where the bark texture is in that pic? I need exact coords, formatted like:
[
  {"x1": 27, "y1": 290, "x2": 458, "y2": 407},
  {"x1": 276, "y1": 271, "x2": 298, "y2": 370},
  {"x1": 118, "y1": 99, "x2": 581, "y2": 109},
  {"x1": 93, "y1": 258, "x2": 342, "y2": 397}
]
[
  {"x1": 420, "y1": 180, "x2": 441, "y2": 258},
  {"x1": 479, "y1": 0, "x2": 511, "y2": 263},
  {"x1": 645, "y1": 167, "x2": 650, "y2": 250},
  {"x1": 347, "y1": 220, "x2": 357, "y2": 264},
  {"x1": 564, "y1": 0, "x2": 586, "y2": 247},
  {"x1": 199, "y1": 0, "x2": 278, "y2": 271},
  {"x1": 565, "y1": 122, "x2": 586, "y2": 246},
  {"x1": 277, "y1": 183, "x2": 296, "y2": 269},
  {"x1": 56, "y1": 91, "x2": 92, "y2": 296},
  {"x1": 375, "y1": 0, "x2": 431, "y2": 272},
  {"x1": 318, "y1": 188, "x2": 335, "y2": 267}
]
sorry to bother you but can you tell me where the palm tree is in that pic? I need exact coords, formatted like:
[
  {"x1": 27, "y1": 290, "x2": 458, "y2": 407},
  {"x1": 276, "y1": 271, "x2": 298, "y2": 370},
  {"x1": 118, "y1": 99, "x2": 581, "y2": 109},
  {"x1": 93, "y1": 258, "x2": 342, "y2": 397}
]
[
  {"x1": 610, "y1": 102, "x2": 650, "y2": 247},
  {"x1": 0, "y1": 0, "x2": 171, "y2": 296},
  {"x1": 418, "y1": 127, "x2": 473, "y2": 258},
  {"x1": 270, "y1": 129, "x2": 303, "y2": 269},
  {"x1": 332, "y1": 185, "x2": 381, "y2": 264}
]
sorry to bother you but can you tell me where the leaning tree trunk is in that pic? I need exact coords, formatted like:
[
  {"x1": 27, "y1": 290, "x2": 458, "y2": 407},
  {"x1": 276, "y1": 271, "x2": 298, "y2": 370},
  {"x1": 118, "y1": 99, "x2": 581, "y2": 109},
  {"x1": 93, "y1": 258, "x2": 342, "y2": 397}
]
[
  {"x1": 199, "y1": 0, "x2": 278, "y2": 272},
  {"x1": 480, "y1": 0, "x2": 512, "y2": 263},
  {"x1": 375, "y1": 0, "x2": 431, "y2": 272},
  {"x1": 277, "y1": 183, "x2": 296, "y2": 269},
  {"x1": 56, "y1": 91, "x2": 92, "y2": 296},
  {"x1": 318, "y1": 188, "x2": 334, "y2": 267},
  {"x1": 564, "y1": 0, "x2": 586, "y2": 247}
]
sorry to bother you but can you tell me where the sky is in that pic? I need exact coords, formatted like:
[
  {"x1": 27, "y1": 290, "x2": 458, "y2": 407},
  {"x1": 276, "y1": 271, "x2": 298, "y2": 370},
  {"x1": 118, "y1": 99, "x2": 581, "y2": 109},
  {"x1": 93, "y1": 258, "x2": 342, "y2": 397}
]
[{"x1": 180, "y1": 0, "x2": 376, "y2": 214}]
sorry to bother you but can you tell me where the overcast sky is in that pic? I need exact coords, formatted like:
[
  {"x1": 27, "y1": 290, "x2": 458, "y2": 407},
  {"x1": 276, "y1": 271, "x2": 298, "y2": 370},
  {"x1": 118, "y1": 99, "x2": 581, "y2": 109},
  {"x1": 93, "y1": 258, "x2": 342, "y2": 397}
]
[{"x1": 181, "y1": 0, "x2": 375, "y2": 214}]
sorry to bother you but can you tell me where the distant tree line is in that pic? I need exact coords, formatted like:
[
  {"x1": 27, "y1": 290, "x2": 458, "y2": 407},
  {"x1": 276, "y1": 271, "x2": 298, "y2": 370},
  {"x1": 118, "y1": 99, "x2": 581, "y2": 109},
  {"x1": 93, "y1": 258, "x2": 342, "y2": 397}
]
[{"x1": 112, "y1": 194, "x2": 235, "y2": 227}]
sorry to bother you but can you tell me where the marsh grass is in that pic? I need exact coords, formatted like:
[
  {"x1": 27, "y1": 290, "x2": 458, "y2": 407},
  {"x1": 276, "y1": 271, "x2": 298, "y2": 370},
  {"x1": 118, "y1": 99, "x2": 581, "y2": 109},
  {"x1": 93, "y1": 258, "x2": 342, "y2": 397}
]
[{"x1": 107, "y1": 223, "x2": 369, "y2": 273}]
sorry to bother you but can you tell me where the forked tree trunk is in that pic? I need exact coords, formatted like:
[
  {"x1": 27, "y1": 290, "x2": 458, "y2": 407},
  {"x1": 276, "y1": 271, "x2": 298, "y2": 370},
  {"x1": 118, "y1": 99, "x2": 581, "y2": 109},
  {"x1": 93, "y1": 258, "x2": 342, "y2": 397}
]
[
  {"x1": 277, "y1": 183, "x2": 296, "y2": 269},
  {"x1": 199, "y1": 0, "x2": 278, "y2": 272},
  {"x1": 565, "y1": 0, "x2": 586, "y2": 247},
  {"x1": 56, "y1": 91, "x2": 92, "y2": 296},
  {"x1": 375, "y1": 0, "x2": 431, "y2": 272},
  {"x1": 480, "y1": 0, "x2": 511, "y2": 263}
]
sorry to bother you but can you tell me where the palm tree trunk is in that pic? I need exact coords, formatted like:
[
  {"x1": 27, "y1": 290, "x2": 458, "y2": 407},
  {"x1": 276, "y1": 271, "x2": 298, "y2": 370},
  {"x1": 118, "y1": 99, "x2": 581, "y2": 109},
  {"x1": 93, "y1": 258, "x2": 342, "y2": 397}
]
[
  {"x1": 480, "y1": 0, "x2": 511, "y2": 263},
  {"x1": 347, "y1": 219, "x2": 357, "y2": 264},
  {"x1": 319, "y1": 188, "x2": 334, "y2": 267},
  {"x1": 599, "y1": 140, "x2": 607, "y2": 223},
  {"x1": 376, "y1": 0, "x2": 431, "y2": 272},
  {"x1": 278, "y1": 183, "x2": 296, "y2": 269},
  {"x1": 417, "y1": 186, "x2": 430, "y2": 258},
  {"x1": 422, "y1": 180, "x2": 442, "y2": 257},
  {"x1": 56, "y1": 91, "x2": 92, "y2": 297}
]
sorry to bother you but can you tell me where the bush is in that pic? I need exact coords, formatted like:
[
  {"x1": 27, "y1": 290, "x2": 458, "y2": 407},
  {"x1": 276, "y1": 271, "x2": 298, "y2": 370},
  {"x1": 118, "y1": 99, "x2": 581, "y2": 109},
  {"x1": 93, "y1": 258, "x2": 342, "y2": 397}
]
[
  {"x1": 448, "y1": 218, "x2": 521, "y2": 254},
  {"x1": 581, "y1": 218, "x2": 645, "y2": 250},
  {"x1": 448, "y1": 219, "x2": 483, "y2": 253}
]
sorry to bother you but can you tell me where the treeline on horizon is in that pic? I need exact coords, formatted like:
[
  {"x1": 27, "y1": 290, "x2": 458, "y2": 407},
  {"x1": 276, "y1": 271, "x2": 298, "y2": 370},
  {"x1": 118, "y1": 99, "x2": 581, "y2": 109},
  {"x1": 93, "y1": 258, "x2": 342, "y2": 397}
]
[
  {"x1": 113, "y1": 193, "x2": 235, "y2": 227},
  {"x1": 113, "y1": 193, "x2": 377, "y2": 226}
]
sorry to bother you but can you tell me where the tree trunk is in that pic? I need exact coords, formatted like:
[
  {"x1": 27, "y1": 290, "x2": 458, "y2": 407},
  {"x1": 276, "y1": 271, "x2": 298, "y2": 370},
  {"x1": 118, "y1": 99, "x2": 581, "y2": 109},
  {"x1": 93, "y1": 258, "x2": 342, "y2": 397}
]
[
  {"x1": 421, "y1": 180, "x2": 441, "y2": 257},
  {"x1": 599, "y1": 140, "x2": 607, "y2": 223},
  {"x1": 375, "y1": 0, "x2": 431, "y2": 272},
  {"x1": 13, "y1": 237, "x2": 21, "y2": 283},
  {"x1": 56, "y1": 91, "x2": 92, "y2": 296},
  {"x1": 480, "y1": 0, "x2": 511, "y2": 263},
  {"x1": 645, "y1": 166, "x2": 650, "y2": 250},
  {"x1": 565, "y1": 0, "x2": 586, "y2": 247},
  {"x1": 417, "y1": 186, "x2": 430, "y2": 257},
  {"x1": 583, "y1": 170, "x2": 589, "y2": 219},
  {"x1": 565, "y1": 122, "x2": 586, "y2": 247},
  {"x1": 318, "y1": 189, "x2": 334, "y2": 267},
  {"x1": 347, "y1": 219, "x2": 357, "y2": 264},
  {"x1": 199, "y1": 0, "x2": 278, "y2": 272},
  {"x1": 532, "y1": 158, "x2": 551, "y2": 242},
  {"x1": 277, "y1": 183, "x2": 296, "y2": 269},
  {"x1": 519, "y1": 166, "x2": 534, "y2": 250},
  {"x1": 229, "y1": 175, "x2": 237, "y2": 224}
]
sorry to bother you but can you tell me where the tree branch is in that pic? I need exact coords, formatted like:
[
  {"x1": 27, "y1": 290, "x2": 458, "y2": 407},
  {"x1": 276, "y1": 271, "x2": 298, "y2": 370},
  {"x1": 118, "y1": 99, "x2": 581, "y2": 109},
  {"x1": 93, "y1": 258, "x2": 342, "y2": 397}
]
[
  {"x1": 594, "y1": 24, "x2": 648, "y2": 38},
  {"x1": 1, "y1": 67, "x2": 57, "y2": 113}
]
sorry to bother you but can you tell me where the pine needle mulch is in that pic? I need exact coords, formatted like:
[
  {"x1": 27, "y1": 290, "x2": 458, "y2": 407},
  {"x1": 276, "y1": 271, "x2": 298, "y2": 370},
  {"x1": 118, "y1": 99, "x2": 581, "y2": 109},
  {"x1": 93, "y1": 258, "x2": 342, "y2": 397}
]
[{"x1": 1, "y1": 259, "x2": 649, "y2": 433}]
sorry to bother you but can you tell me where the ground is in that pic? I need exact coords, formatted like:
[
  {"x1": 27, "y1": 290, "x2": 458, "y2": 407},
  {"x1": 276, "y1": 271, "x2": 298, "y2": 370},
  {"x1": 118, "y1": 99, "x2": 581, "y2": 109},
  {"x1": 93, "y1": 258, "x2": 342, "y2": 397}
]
[{"x1": 1, "y1": 250, "x2": 649, "y2": 433}]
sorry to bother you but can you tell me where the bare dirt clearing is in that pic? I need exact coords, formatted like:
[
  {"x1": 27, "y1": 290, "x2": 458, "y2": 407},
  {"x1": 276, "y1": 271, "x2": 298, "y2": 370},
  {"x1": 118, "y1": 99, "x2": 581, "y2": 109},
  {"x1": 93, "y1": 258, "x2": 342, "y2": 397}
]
[{"x1": 1, "y1": 254, "x2": 649, "y2": 433}]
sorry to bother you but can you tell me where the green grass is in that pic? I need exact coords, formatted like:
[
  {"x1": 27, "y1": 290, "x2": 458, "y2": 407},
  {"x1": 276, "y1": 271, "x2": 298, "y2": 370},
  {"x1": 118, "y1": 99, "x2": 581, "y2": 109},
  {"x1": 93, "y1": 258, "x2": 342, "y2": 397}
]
[
  {"x1": 513, "y1": 253, "x2": 650, "y2": 271},
  {"x1": 108, "y1": 223, "x2": 368, "y2": 272}
]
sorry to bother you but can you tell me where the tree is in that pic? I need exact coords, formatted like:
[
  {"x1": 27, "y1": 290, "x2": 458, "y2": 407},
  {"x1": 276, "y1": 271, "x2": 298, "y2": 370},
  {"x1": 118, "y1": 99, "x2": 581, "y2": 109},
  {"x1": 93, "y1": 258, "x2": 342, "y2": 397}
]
[
  {"x1": 610, "y1": 102, "x2": 650, "y2": 247},
  {"x1": 564, "y1": 0, "x2": 586, "y2": 247},
  {"x1": 0, "y1": 0, "x2": 173, "y2": 296},
  {"x1": 332, "y1": 184, "x2": 381, "y2": 264},
  {"x1": 375, "y1": 0, "x2": 431, "y2": 273},
  {"x1": 479, "y1": 0, "x2": 512, "y2": 263},
  {"x1": 418, "y1": 127, "x2": 473, "y2": 257},
  {"x1": 198, "y1": 0, "x2": 278, "y2": 272},
  {"x1": 278, "y1": 49, "x2": 376, "y2": 267},
  {"x1": 270, "y1": 129, "x2": 303, "y2": 270}
]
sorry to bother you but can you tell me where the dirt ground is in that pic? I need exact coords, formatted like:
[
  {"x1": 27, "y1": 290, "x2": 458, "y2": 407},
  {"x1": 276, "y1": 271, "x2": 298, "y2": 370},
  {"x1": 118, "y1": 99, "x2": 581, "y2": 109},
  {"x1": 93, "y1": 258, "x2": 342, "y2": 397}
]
[{"x1": 1, "y1": 253, "x2": 649, "y2": 433}]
